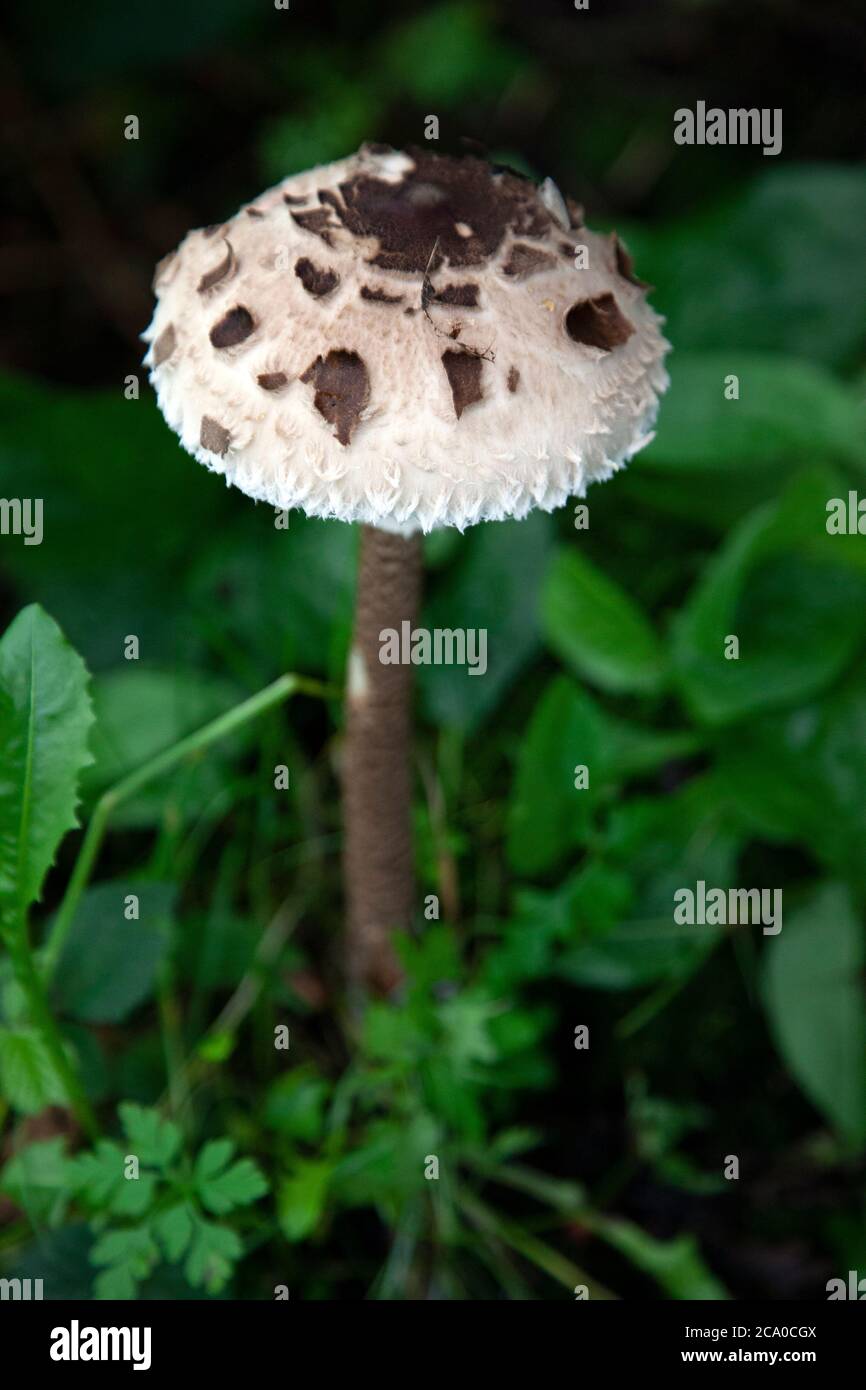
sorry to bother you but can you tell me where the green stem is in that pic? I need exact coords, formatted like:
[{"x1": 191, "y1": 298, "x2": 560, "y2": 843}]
[{"x1": 42, "y1": 672, "x2": 335, "y2": 979}]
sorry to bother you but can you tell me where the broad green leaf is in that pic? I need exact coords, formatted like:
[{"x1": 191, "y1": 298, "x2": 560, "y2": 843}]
[
  {"x1": 278, "y1": 1159, "x2": 334, "y2": 1242},
  {"x1": 645, "y1": 353, "x2": 866, "y2": 474},
  {"x1": 629, "y1": 165, "x2": 866, "y2": 367},
  {"x1": 420, "y1": 511, "x2": 552, "y2": 728},
  {"x1": 194, "y1": 1140, "x2": 268, "y2": 1216},
  {"x1": 715, "y1": 666, "x2": 866, "y2": 887},
  {"x1": 672, "y1": 471, "x2": 866, "y2": 724},
  {"x1": 0, "y1": 1028, "x2": 66, "y2": 1113},
  {"x1": 0, "y1": 605, "x2": 93, "y2": 919},
  {"x1": 118, "y1": 1101, "x2": 182, "y2": 1169},
  {"x1": 83, "y1": 669, "x2": 245, "y2": 829},
  {"x1": 263, "y1": 1067, "x2": 330, "y2": 1143},
  {"x1": 542, "y1": 548, "x2": 664, "y2": 694},
  {"x1": 507, "y1": 676, "x2": 601, "y2": 876},
  {"x1": 764, "y1": 883, "x2": 866, "y2": 1145},
  {"x1": 53, "y1": 883, "x2": 174, "y2": 1025}
]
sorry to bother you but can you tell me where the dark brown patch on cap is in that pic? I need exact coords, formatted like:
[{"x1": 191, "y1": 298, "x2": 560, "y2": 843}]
[
  {"x1": 257, "y1": 372, "x2": 288, "y2": 392},
  {"x1": 566, "y1": 196, "x2": 584, "y2": 229},
  {"x1": 290, "y1": 207, "x2": 337, "y2": 246},
  {"x1": 283, "y1": 193, "x2": 308, "y2": 207},
  {"x1": 210, "y1": 306, "x2": 255, "y2": 349},
  {"x1": 360, "y1": 285, "x2": 403, "y2": 304},
  {"x1": 503, "y1": 243, "x2": 555, "y2": 279},
  {"x1": 200, "y1": 416, "x2": 230, "y2": 455},
  {"x1": 202, "y1": 224, "x2": 223, "y2": 238},
  {"x1": 611, "y1": 233, "x2": 650, "y2": 289},
  {"x1": 442, "y1": 349, "x2": 483, "y2": 419},
  {"x1": 507, "y1": 366, "x2": 520, "y2": 393},
  {"x1": 246, "y1": 207, "x2": 265, "y2": 218},
  {"x1": 327, "y1": 150, "x2": 552, "y2": 274},
  {"x1": 559, "y1": 241, "x2": 575, "y2": 259},
  {"x1": 197, "y1": 239, "x2": 236, "y2": 295},
  {"x1": 565, "y1": 293, "x2": 634, "y2": 351},
  {"x1": 432, "y1": 282, "x2": 479, "y2": 307},
  {"x1": 300, "y1": 349, "x2": 370, "y2": 446},
  {"x1": 152, "y1": 324, "x2": 176, "y2": 366},
  {"x1": 295, "y1": 257, "x2": 339, "y2": 297}
]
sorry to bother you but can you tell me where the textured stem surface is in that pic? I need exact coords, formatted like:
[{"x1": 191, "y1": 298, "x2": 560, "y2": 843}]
[{"x1": 344, "y1": 525, "x2": 423, "y2": 993}]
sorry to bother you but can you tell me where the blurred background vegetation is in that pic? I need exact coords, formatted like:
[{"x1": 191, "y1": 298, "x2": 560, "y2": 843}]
[{"x1": 0, "y1": 0, "x2": 864, "y2": 1300}]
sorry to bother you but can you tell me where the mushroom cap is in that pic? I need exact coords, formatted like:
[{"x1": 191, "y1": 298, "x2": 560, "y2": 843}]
[{"x1": 144, "y1": 145, "x2": 669, "y2": 533}]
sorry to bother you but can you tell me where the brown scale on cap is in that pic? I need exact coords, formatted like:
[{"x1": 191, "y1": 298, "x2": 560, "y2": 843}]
[
  {"x1": 300, "y1": 349, "x2": 370, "y2": 445},
  {"x1": 323, "y1": 150, "x2": 553, "y2": 275},
  {"x1": 283, "y1": 193, "x2": 308, "y2": 207},
  {"x1": 290, "y1": 207, "x2": 337, "y2": 246},
  {"x1": 295, "y1": 257, "x2": 340, "y2": 298},
  {"x1": 611, "y1": 233, "x2": 650, "y2": 290},
  {"x1": 507, "y1": 366, "x2": 520, "y2": 393},
  {"x1": 210, "y1": 306, "x2": 255, "y2": 349},
  {"x1": 197, "y1": 239, "x2": 236, "y2": 295},
  {"x1": 360, "y1": 285, "x2": 403, "y2": 304},
  {"x1": 200, "y1": 416, "x2": 230, "y2": 455},
  {"x1": 432, "y1": 282, "x2": 480, "y2": 307},
  {"x1": 565, "y1": 293, "x2": 634, "y2": 351},
  {"x1": 152, "y1": 324, "x2": 176, "y2": 366},
  {"x1": 257, "y1": 371, "x2": 288, "y2": 392},
  {"x1": 503, "y1": 244, "x2": 556, "y2": 279},
  {"x1": 442, "y1": 349, "x2": 484, "y2": 419}
]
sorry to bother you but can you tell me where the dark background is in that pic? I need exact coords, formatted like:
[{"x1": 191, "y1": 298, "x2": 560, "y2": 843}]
[{"x1": 0, "y1": 0, "x2": 864, "y2": 1301}]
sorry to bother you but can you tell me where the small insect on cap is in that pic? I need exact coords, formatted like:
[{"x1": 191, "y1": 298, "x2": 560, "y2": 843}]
[{"x1": 144, "y1": 144, "x2": 669, "y2": 533}]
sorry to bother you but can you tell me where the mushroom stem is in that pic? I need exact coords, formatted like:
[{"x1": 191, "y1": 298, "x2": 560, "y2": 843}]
[{"x1": 343, "y1": 524, "x2": 423, "y2": 994}]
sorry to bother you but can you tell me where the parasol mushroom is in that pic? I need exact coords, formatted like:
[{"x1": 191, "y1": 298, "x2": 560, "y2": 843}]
[{"x1": 144, "y1": 143, "x2": 669, "y2": 994}]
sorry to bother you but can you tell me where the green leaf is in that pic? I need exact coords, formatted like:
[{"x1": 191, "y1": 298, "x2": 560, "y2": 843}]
[
  {"x1": 263, "y1": 1067, "x2": 330, "y2": 1143},
  {"x1": 91, "y1": 1225, "x2": 159, "y2": 1301},
  {"x1": 0, "y1": 1137, "x2": 71, "y2": 1223},
  {"x1": 596, "y1": 1217, "x2": 729, "y2": 1299},
  {"x1": 632, "y1": 164, "x2": 866, "y2": 367},
  {"x1": 278, "y1": 1159, "x2": 333, "y2": 1242},
  {"x1": 507, "y1": 676, "x2": 601, "y2": 876},
  {"x1": 118, "y1": 1102, "x2": 182, "y2": 1169},
  {"x1": 52, "y1": 882, "x2": 174, "y2": 1025},
  {"x1": 153, "y1": 1201, "x2": 194, "y2": 1262},
  {"x1": 715, "y1": 667, "x2": 866, "y2": 887},
  {"x1": 82, "y1": 669, "x2": 245, "y2": 828},
  {"x1": 672, "y1": 471, "x2": 866, "y2": 724},
  {"x1": 763, "y1": 883, "x2": 866, "y2": 1145},
  {"x1": 68, "y1": 1137, "x2": 156, "y2": 1218},
  {"x1": 0, "y1": 605, "x2": 93, "y2": 919},
  {"x1": 184, "y1": 1216, "x2": 242, "y2": 1293},
  {"x1": 420, "y1": 511, "x2": 552, "y2": 728},
  {"x1": 542, "y1": 549, "x2": 665, "y2": 695},
  {"x1": 645, "y1": 352, "x2": 866, "y2": 474},
  {"x1": 193, "y1": 1140, "x2": 268, "y2": 1216},
  {"x1": 0, "y1": 1028, "x2": 66, "y2": 1113}
]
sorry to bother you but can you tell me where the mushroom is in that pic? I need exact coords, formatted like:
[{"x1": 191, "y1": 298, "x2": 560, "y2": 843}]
[{"x1": 144, "y1": 144, "x2": 669, "y2": 994}]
